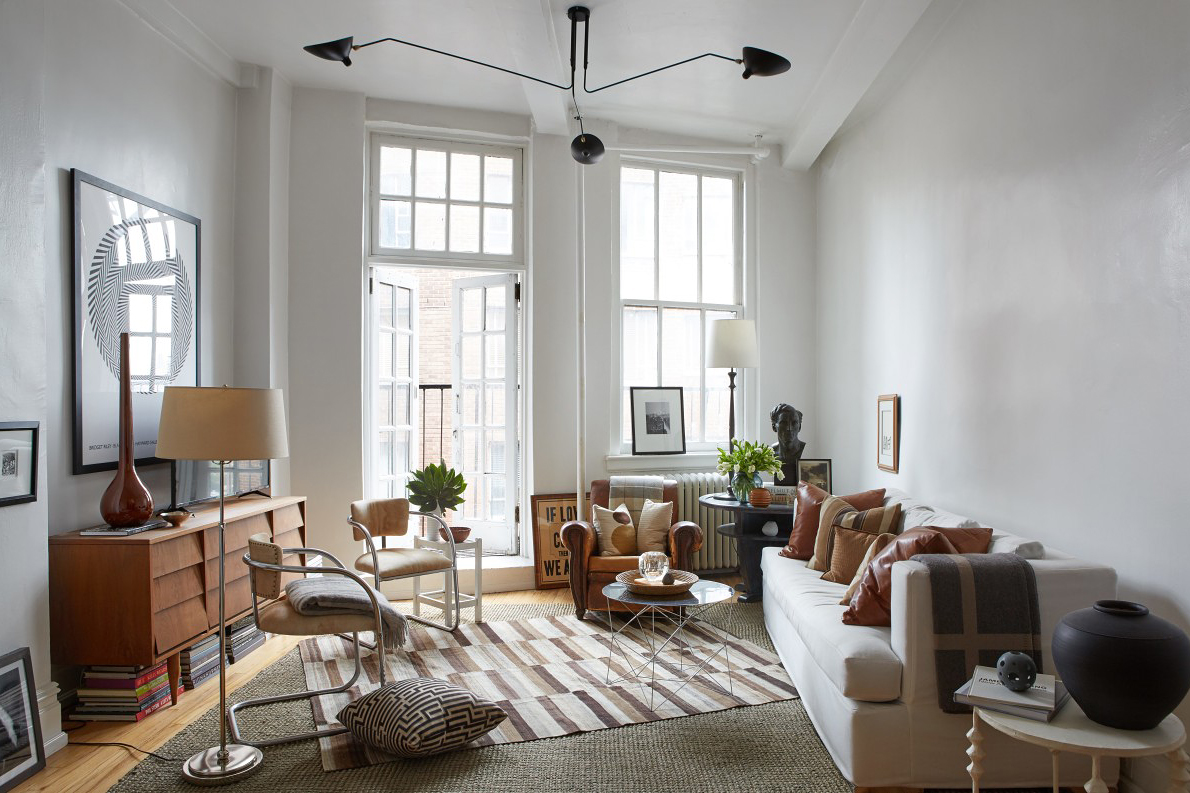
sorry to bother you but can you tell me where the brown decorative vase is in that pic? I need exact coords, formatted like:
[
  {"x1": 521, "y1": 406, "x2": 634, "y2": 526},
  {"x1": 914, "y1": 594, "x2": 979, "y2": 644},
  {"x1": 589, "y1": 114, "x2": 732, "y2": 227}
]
[
  {"x1": 100, "y1": 333, "x2": 154, "y2": 527},
  {"x1": 748, "y1": 487, "x2": 773, "y2": 508}
]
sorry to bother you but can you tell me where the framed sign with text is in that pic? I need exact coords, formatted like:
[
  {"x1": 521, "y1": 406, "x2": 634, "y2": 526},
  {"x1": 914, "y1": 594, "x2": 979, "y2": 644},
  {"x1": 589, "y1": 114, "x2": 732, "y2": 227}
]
[{"x1": 530, "y1": 492, "x2": 590, "y2": 589}]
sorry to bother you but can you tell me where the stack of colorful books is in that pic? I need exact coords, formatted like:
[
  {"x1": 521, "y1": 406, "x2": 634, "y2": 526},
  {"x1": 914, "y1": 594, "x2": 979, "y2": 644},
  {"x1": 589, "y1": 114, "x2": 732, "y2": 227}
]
[
  {"x1": 226, "y1": 616, "x2": 266, "y2": 663},
  {"x1": 180, "y1": 634, "x2": 221, "y2": 690},
  {"x1": 73, "y1": 662, "x2": 171, "y2": 722},
  {"x1": 954, "y1": 665, "x2": 1070, "y2": 722}
]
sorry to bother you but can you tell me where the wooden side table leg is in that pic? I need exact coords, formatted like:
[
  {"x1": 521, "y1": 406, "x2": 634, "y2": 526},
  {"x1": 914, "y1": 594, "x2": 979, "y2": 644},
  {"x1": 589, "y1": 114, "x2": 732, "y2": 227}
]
[
  {"x1": 1168, "y1": 748, "x2": 1189, "y2": 793},
  {"x1": 167, "y1": 652, "x2": 181, "y2": 705},
  {"x1": 1084, "y1": 754, "x2": 1109, "y2": 793},
  {"x1": 968, "y1": 709, "x2": 985, "y2": 793},
  {"x1": 1051, "y1": 749, "x2": 1060, "y2": 793}
]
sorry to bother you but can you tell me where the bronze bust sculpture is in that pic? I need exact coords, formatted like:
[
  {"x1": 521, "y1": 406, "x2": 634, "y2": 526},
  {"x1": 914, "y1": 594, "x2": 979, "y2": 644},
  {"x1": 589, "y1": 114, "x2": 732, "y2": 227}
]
[{"x1": 771, "y1": 403, "x2": 805, "y2": 484}]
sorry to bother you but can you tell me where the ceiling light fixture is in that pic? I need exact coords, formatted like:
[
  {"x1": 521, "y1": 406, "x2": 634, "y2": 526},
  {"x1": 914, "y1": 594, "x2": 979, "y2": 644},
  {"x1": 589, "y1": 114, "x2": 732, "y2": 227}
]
[{"x1": 304, "y1": 6, "x2": 790, "y2": 164}]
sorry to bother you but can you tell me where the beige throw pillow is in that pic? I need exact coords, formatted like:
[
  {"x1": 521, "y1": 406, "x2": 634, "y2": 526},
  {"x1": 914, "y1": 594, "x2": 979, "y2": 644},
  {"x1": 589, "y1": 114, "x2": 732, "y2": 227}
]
[
  {"x1": 808, "y1": 495, "x2": 855, "y2": 571},
  {"x1": 635, "y1": 499, "x2": 673, "y2": 554},
  {"x1": 593, "y1": 503, "x2": 637, "y2": 556}
]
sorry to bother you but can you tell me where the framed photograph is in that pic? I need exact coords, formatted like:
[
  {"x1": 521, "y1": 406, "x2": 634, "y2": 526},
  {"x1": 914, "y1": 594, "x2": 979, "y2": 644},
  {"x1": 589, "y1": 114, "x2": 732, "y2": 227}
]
[
  {"x1": 0, "y1": 648, "x2": 44, "y2": 792},
  {"x1": 530, "y1": 493, "x2": 590, "y2": 589},
  {"x1": 877, "y1": 394, "x2": 900, "y2": 473},
  {"x1": 72, "y1": 169, "x2": 201, "y2": 475},
  {"x1": 796, "y1": 458, "x2": 832, "y2": 493},
  {"x1": 0, "y1": 423, "x2": 38, "y2": 508},
  {"x1": 629, "y1": 387, "x2": 686, "y2": 455}
]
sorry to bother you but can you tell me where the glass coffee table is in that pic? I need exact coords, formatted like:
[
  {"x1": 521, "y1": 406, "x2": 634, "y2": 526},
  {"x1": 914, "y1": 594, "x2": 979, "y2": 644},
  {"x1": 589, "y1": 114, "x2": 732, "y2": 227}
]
[{"x1": 601, "y1": 579, "x2": 736, "y2": 710}]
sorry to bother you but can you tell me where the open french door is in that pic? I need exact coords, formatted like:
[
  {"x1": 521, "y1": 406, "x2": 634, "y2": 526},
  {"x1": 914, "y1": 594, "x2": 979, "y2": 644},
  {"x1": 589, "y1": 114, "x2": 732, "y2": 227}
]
[
  {"x1": 371, "y1": 268, "x2": 419, "y2": 499},
  {"x1": 452, "y1": 273, "x2": 519, "y2": 554}
]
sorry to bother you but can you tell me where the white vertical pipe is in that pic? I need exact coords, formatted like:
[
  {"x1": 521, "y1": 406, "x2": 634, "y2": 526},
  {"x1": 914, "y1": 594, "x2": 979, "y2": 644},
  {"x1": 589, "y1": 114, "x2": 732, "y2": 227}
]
[{"x1": 575, "y1": 164, "x2": 587, "y2": 520}]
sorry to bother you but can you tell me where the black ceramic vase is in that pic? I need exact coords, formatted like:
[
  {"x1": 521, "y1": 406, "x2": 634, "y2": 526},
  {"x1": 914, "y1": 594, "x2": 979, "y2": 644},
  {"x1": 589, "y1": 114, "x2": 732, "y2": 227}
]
[{"x1": 1052, "y1": 600, "x2": 1190, "y2": 730}]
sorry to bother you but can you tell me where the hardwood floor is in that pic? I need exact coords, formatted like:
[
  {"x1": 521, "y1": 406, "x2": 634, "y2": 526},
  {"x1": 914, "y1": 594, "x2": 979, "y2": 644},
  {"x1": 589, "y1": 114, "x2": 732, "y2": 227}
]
[{"x1": 20, "y1": 579, "x2": 740, "y2": 793}]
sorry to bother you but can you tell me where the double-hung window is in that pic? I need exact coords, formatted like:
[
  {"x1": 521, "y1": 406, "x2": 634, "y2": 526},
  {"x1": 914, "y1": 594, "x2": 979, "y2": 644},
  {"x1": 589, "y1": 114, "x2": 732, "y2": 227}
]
[{"x1": 618, "y1": 163, "x2": 743, "y2": 449}]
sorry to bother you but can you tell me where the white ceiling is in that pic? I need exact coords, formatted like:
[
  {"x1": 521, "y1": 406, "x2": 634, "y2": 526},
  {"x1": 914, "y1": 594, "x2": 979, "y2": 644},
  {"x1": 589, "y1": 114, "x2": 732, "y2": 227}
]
[{"x1": 151, "y1": 0, "x2": 936, "y2": 169}]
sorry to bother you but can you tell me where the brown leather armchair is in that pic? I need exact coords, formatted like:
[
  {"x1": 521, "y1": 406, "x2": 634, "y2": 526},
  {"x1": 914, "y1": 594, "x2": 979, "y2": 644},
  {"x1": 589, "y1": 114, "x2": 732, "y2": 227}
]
[{"x1": 560, "y1": 478, "x2": 703, "y2": 619}]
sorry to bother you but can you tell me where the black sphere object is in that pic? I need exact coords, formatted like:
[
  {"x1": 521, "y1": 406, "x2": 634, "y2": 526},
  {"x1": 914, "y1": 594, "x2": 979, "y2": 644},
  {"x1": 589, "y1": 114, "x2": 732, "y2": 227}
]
[
  {"x1": 996, "y1": 651, "x2": 1038, "y2": 692},
  {"x1": 1052, "y1": 600, "x2": 1190, "y2": 730},
  {"x1": 570, "y1": 133, "x2": 605, "y2": 164}
]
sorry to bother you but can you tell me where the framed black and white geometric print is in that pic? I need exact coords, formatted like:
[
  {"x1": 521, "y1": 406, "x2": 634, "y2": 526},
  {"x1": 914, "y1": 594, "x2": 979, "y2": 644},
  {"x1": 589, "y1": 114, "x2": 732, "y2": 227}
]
[
  {"x1": 0, "y1": 647, "x2": 44, "y2": 793},
  {"x1": 72, "y1": 170, "x2": 200, "y2": 475}
]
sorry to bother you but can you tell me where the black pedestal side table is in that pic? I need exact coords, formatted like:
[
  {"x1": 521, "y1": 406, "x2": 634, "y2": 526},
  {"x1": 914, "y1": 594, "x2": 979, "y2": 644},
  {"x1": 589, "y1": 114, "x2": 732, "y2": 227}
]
[{"x1": 700, "y1": 492, "x2": 794, "y2": 603}]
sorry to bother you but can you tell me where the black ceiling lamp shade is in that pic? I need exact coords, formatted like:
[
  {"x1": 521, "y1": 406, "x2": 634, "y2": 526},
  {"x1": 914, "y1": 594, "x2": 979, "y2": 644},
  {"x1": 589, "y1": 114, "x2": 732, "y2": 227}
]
[
  {"x1": 740, "y1": 47, "x2": 791, "y2": 79},
  {"x1": 304, "y1": 36, "x2": 355, "y2": 67},
  {"x1": 570, "y1": 132, "x2": 605, "y2": 165}
]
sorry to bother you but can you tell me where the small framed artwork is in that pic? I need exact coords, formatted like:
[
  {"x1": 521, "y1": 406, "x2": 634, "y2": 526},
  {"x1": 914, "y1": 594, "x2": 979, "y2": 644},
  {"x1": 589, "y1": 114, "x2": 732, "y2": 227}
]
[
  {"x1": 0, "y1": 647, "x2": 45, "y2": 792},
  {"x1": 877, "y1": 394, "x2": 900, "y2": 473},
  {"x1": 530, "y1": 493, "x2": 590, "y2": 589},
  {"x1": 796, "y1": 458, "x2": 832, "y2": 493},
  {"x1": 0, "y1": 423, "x2": 38, "y2": 508},
  {"x1": 629, "y1": 387, "x2": 686, "y2": 455}
]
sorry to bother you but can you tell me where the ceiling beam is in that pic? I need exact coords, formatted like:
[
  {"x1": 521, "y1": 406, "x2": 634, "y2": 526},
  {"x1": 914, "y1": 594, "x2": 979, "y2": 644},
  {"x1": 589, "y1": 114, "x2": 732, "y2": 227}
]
[
  {"x1": 781, "y1": 0, "x2": 934, "y2": 170},
  {"x1": 485, "y1": 0, "x2": 571, "y2": 136},
  {"x1": 117, "y1": 0, "x2": 244, "y2": 87}
]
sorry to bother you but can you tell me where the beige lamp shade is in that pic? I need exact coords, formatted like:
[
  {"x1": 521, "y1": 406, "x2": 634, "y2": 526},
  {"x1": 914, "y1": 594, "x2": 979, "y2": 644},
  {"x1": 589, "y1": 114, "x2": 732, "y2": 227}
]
[
  {"x1": 156, "y1": 386, "x2": 289, "y2": 461},
  {"x1": 707, "y1": 319, "x2": 759, "y2": 368}
]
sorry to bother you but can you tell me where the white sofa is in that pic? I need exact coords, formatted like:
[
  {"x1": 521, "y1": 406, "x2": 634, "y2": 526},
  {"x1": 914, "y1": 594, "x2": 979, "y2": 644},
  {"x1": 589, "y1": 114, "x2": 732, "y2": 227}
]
[{"x1": 760, "y1": 489, "x2": 1118, "y2": 789}]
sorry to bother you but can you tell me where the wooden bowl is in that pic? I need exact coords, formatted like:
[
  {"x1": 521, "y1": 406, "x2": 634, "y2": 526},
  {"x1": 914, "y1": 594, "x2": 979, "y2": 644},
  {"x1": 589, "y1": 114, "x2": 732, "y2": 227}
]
[
  {"x1": 161, "y1": 510, "x2": 192, "y2": 527},
  {"x1": 439, "y1": 526, "x2": 472, "y2": 543},
  {"x1": 749, "y1": 487, "x2": 773, "y2": 508},
  {"x1": 616, "y1": 569, "x2": 698, "y2": 596}
]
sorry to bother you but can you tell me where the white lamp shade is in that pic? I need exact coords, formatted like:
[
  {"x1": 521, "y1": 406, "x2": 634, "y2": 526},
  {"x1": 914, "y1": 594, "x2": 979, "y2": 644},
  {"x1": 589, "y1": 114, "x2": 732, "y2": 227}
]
[
  {"x1": 156, "y1": 386, "x2": 289, "y2": 461},
  {"x1": 707, "y1": 319, "x2": 759, "y2": 369}
]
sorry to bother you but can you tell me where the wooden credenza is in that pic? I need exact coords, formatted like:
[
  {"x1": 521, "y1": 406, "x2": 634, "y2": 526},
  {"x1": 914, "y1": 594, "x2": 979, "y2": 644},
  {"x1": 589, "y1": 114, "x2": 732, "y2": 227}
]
[{"x1": 49, "y1": 495, "x2": 306, "y2": 705}]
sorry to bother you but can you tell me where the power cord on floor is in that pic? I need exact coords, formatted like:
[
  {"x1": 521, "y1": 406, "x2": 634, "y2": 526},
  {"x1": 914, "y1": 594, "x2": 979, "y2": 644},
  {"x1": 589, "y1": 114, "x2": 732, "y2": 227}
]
[{"x1": 62, "y1": 720, "x2": 185, "y2": 762}]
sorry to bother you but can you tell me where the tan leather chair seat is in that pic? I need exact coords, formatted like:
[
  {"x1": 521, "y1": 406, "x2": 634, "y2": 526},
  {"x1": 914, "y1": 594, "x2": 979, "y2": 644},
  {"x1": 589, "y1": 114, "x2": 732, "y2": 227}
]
[
  {"x1": 355, "y1": 548, "x2": 453, "y2": 578},
  {"x1": 588, "y1": 555, "x2": 647, "y2": 573},
  {"x1": 255, "y1": 596, "x2": 380, "y2": 636}
]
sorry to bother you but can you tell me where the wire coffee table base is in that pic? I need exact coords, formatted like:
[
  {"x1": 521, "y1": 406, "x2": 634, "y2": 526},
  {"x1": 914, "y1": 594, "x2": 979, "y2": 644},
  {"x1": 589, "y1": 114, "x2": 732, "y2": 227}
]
[{"x1": 602, "y1": 580, "x2": 736, "y2": 711}]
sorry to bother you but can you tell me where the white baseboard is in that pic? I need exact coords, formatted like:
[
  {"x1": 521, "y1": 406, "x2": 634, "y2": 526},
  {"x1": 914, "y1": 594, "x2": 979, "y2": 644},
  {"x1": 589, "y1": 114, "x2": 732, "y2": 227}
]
[{"x1": 36, "y1": 682, "x2": 67, "y2": 757}]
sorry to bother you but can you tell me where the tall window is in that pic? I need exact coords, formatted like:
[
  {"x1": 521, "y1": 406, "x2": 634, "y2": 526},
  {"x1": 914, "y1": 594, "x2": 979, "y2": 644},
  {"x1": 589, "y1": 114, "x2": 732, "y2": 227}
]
[{"x1": 619, "y1": 163, "x2": 742, "y2": 448}]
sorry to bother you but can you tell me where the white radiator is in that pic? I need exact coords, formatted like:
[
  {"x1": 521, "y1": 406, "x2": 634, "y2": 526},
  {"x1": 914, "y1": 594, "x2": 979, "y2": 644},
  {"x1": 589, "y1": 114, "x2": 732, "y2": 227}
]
[{"x1": 671, "y1": 472, "x2": 737, "y2": 573}]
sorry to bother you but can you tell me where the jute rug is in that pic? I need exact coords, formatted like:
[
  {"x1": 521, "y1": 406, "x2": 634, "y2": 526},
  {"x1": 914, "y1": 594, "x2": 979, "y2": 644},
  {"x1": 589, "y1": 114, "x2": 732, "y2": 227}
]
[{"x1": 302, "y1": 608, "x2": 797, "y2": 771}]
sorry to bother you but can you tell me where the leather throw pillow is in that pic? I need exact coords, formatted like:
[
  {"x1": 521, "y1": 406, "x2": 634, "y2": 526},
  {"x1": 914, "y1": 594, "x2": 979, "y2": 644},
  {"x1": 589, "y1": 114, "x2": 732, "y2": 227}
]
[
  {"x1": 842, "y1": 528, "x2": 959, "y2": 627},
  {"x1": 808, "y1": 496, "x2": 901, "y2": 572},
  {"x1": 781, "y1": 483, "x2": 886, "y2": 562},
  {"x1": 634, "y1": 499, "x2": 673, "y2": 554},
  {"x1": 592, "y1": 503, "x2": 636, "y2": 556},
  {"x1": 917, "y1": 525, "x2": 993, "y2": 554}
]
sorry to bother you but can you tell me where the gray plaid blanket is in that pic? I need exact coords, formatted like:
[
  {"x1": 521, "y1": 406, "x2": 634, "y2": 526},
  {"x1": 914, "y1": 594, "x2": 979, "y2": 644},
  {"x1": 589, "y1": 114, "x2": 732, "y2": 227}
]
[
  {"x1": 285, "y1": 576, "x2": 407, "y2": 650},
  {"x1": 916, "y1": 553, "x2": 1042, "y2": 713}
]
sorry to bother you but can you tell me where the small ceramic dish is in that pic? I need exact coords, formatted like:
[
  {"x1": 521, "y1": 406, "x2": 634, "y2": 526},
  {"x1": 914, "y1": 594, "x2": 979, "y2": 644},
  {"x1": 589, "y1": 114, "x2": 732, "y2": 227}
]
[{"x1": 161, "y1": 510, "x2": 193, "y2": 527}]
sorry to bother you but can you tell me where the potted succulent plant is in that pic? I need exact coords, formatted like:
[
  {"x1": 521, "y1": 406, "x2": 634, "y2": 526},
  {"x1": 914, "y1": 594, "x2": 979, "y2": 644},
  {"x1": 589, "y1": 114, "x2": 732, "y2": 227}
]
[
  {"x1": 715, "y1": 438, "x2": 784, "y2": 504},
  {"x1": 407, "y1": 461, "x2": 468, "y2": 541}
]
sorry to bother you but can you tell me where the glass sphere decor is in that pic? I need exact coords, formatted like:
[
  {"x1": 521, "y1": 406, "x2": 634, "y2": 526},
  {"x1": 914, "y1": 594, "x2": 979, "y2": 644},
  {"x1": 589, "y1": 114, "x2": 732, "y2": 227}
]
[
  {"x1": 638, "y1": 551, "x2": 670, "y2": 583},
  {"x1": 996, "y1": 651, "x2": 1038, "y2": 692}
]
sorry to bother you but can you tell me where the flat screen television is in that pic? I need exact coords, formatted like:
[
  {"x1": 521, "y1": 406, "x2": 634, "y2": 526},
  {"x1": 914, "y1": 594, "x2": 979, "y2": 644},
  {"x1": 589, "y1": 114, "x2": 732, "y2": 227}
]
[{"x1": 170, "y1": 459, "x2": 271, "y2": 510}]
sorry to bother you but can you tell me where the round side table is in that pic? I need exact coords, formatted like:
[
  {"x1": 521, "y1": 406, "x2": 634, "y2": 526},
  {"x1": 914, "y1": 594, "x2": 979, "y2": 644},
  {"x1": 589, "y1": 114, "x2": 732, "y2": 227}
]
[{"x1": 968, "y1": 701, "x2": 1187, "y2": 793}]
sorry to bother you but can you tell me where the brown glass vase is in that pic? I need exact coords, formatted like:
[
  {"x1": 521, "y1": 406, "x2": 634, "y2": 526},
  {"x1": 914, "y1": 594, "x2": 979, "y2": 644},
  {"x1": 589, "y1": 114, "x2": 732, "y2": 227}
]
[{"x1": 100, "y1": 333, "x2": 154, "y2": 527}]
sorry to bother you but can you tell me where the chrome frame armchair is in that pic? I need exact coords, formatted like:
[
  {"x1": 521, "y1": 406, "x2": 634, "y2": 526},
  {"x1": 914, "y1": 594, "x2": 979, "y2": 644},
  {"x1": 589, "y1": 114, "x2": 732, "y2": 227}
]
[
  {"x1": 227, "y1": 534, "x2": 389, "y2": 747},
  {"x1": 348, "y1": 498, "x2": 462, "y2": 632}
]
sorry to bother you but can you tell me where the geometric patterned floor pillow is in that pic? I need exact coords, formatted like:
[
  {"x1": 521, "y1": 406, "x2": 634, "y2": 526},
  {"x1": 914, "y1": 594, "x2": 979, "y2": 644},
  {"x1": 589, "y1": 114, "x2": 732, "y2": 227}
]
[{"x1": 337, "y1": 678, "x2": 508, "y2": 758}]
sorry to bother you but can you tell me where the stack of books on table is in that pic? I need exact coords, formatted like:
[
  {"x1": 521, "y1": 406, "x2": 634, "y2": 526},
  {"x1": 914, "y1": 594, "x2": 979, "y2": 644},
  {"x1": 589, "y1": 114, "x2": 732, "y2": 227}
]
[
  {"x1": 226, "y1": 616, "x2": 266, "y2": 663},
  {"x1": 73, "y1": 662, "x2": 171, "y2": 722},
  {"x1": 954, "y1": 664, "x2": 1070, "y2": 722},
  {"x1": 181, "y1": 634, "x2": 221, "y2": 690}
]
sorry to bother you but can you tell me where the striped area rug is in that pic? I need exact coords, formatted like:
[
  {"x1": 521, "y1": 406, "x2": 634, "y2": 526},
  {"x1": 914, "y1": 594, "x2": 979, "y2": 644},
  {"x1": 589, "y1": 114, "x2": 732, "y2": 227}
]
[{"x1": 300, "y1": 612, "x2": 797, "y2": 771}]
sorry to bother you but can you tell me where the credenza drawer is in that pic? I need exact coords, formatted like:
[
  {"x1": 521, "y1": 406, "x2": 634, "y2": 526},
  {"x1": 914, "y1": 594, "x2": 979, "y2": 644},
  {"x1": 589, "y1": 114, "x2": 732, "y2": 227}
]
[
  {"x1": 155, "y1": 595, "x2": 209, "y2": 655},
  {"x1": 205, "y1": 513, "x2": 270, "y2": 559},
  {"x1": 153, "y1": 565, "x2": 205, "y2": 612},
  {"x1": 151, "y1": 533, "x2": 204, "y2": 578},
  {"x1": 271, "y1": 504, "x2": 304, "y2": 535},
  {"x1": 208, "y1": 576, "x2": 253, "y2": 627}
]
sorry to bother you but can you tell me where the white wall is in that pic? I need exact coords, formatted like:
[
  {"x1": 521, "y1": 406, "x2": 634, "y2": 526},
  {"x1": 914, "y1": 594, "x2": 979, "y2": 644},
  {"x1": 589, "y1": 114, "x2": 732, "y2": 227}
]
[
  {"x1": 44, "y1": 0, "x2": 238, "y2": 531},
  {"x1": 815, "y1": 2, "x2": 1190, "y2": 788}
]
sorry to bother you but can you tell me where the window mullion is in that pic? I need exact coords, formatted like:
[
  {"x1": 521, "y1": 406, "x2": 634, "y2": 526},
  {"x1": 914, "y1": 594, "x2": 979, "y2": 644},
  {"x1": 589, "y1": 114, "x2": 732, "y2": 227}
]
[
  {"x1": 444, "y1": 152, "x2": 452, "y2": 253},
  {"x1": 410, "y1": 151, "x2": 419, "y2": 250},
  {"x1": 652, "y1": 167, "x2": 660, "y2": 302}
]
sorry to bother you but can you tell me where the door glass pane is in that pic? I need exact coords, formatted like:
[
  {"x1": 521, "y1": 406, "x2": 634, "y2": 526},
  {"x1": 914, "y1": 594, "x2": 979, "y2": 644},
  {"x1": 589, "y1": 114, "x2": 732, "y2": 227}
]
[
  {"x1": 394, "y1": 383, "x2": 410, "y2": 425},
  {"x1": 395, "y1": 333, "x2": 410, "y2": 378},
  {"x1": 377, "y1": 431, "x2": 394, "y2": 475},
  {"x1": 394, "y1": 431, "x2": 410, "y2": 474},
  {"x1": 462, "y1": 383, "x2": 481, "y2": 425},
  {"x1": 379, "y1": 200, "x2": 411, "y2": 249},
  {"x1": 395, "y1": 286, "x2": 411, "y2": 330},
  {"x1": 415, "y1": 150, "x2": 447, "y2": 198},
  {"x1": 379, "y1": 333, "x2": 393, "y2": 378},
  {"x1": 379, "y1": 146, "x2": 412, "y2": 195},
  {"x1": 485, "y1": 285, "x2": 505, "y2": 331},
  {"x1": 449, "y1": 205, "x2": 480, "y2": 253},
  {"x1": 487, "y1": 475, "x2": 505, "y2": 521},
  {"x1": 461, "y1": 288, "x2": 482, "y2": 332},
  {"x1": 657, "y1": 171, "x2": 698, "y2": 301},
  {"x1": 461, "y1": 429, "x2": 480, "y2": 472},
  {"x1": 450, "y1": 153, "x2": 480, "y2": 201},
  {"x1": 377, "y1": 283, "x2": 395, "y2": 327},
  {"x1": 487, "y1": 429, "x2": 506, "y2": 474},
  {"x1": 483, "y1": 207, "x2": 513, "y2": 255},
  {"x1": 462, "y1": 336, "x2": 481, "y2": 379},
  {"x1": 702, "y1": 176, "x2": 735, "y2": 304},
  {"x1": 485, "y1": 383, "x2": 505, "y2": 426},
  {"x1": 484, "y1": 156, "x2": 513, "y2": 204},
  {"x1": 620, "y1": 167, "x2": 655, "y2": 299},
  {"x1": 485, "y1": 334, "x2": 505, "y2": 379},
  {"x1": 378, "y1": 383, "x2": 393, "y2": 426},
  {"x1": 414, "y1": 202, "x2": 446, "y2": 251}
]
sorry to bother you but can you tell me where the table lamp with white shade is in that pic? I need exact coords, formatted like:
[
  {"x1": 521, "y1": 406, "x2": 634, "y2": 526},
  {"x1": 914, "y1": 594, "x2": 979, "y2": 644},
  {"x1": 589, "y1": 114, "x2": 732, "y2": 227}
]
[
  {"x1": 707, "y1": 318, "x2": 758, "y2": 440},
  {"x1": 156, "y1": 386, "x2": 289, "y2": 785}
]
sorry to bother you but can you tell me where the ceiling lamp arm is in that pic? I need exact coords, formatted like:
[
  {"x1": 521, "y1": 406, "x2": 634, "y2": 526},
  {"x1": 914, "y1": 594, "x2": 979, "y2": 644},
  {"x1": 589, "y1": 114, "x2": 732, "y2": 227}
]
[
  {"x1": 352, "y1": 37, "x2": 573, "y2": 91},
  {"x1": 582, "y1": 51, "x2": 741, "y2": 94}
]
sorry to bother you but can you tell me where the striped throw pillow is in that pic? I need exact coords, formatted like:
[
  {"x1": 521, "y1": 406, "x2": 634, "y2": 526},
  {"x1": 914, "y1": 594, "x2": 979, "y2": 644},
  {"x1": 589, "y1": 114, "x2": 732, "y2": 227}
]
[{"x1": 337, "y1": 678, "x2": 506, "y2": 757}]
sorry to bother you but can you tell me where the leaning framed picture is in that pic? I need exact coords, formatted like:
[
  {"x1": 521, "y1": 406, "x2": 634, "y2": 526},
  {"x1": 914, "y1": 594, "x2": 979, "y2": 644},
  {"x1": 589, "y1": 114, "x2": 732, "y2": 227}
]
[
  {"x1": 0, "y1": 423, "x2": 38, "y2": 508},
  {"x1": 877, "y1": 393, "x2": 900, "y2": 473},
  {"x1": 0, "y1": 648, "x2": 45, "y2": 792},
  {"x1": 530, "y1": 492, "x2": 590, "y2": 589},
  {"x1": 629, "y1": 387, "x2": 686, "y2": 455},
  {"x1": 796, "y1": 458, "x2": 832, "y2": 493},
  {"x1": 72, "y1": 170, "x2": 201, "y2": 475}
]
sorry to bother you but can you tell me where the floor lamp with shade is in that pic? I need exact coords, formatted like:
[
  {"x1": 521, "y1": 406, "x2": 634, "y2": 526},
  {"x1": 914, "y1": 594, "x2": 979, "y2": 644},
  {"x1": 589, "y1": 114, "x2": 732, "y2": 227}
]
[
  {"x1": 156, "y1": 386, "x2": 289, "y2": 785},
  {"x1": 707, "y1": 319, "x2": 758, "y2": 440}
]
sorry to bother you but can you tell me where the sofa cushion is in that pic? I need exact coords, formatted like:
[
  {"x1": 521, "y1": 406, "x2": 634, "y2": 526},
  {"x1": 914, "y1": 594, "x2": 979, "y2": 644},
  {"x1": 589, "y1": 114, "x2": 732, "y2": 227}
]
[
  {"x1": 810, "y1": 497, "x2": 902, "y2": 572},
  {"x1": 593, "y1": 503, "x2": 636, "y2": 556},
  {"x1": 782, "y1": 483, "x2": 885, "y2": 561},
  {"x1": 842, "y1": 528, "x2": 960, "y2": 627},
  {"x1": 821, "y1": 526, "x2": 892, "y2": 585},
  {"x1": 635, "y1": 499, "x2": 673, "y2": 553},
  {"x1": 763, "y1": 552, "x2": 903, "y2": 702},
  {"x1": 989, "y1": 531, "x2": 1046, "y2": 559},
  {"x1": 924, "y1": 526, "x2": 993, "y2": 554}
]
